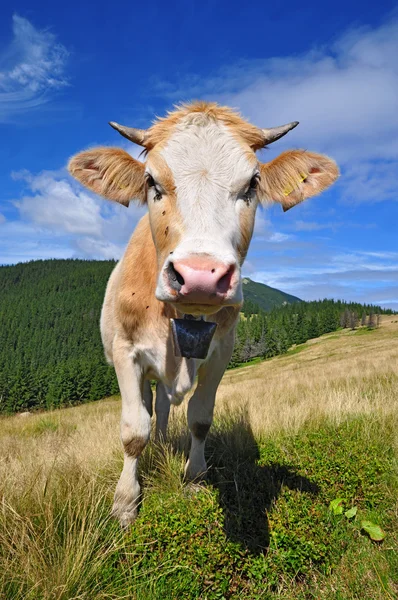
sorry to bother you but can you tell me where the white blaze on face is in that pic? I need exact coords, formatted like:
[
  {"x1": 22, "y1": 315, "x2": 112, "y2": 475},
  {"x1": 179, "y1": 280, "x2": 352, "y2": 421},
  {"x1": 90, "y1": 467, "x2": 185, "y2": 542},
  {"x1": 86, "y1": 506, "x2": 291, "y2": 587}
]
[{"x1": 160, "y1": 116, "x2": 258, "y2": 265}]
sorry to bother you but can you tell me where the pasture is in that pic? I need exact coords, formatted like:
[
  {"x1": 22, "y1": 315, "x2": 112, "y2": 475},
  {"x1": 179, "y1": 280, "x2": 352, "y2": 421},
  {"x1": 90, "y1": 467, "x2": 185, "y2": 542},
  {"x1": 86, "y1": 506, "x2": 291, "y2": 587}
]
[{"x1": 1, "y1": 318, "x2": 397, "y2": 599}]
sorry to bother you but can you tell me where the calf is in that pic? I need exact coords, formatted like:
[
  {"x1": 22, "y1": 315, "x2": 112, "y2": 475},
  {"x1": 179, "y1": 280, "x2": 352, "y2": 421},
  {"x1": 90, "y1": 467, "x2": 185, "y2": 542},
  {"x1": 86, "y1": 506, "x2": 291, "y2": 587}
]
[{"x1": 68, "y1": 102, "x2": 338, "y2": 526}]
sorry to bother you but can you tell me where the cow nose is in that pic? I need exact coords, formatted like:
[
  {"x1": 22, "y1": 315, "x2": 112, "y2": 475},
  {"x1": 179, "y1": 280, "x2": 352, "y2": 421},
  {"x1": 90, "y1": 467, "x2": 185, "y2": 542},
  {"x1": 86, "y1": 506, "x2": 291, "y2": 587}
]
[{"x1": 168, "y1": 257, "x2": 236, "y2": 303}]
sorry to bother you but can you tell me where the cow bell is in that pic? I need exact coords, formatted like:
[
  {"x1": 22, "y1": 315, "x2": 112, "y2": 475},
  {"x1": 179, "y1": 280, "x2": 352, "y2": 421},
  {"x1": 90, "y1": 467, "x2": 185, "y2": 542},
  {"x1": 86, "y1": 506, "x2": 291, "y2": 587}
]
[{"x1": 171, "y1": 316, "x2": 217, "y2": 359}]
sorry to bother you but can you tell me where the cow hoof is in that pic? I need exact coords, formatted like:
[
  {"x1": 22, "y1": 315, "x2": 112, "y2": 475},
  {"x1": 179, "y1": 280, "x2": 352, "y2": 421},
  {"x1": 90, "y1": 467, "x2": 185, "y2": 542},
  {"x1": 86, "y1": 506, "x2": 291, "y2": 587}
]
[
  {"x1": 184, "y1": 482, "x2": 205, "y2": 496},
  {"x1": 111, "y1": 502, "x2": 138, "y2": 529},
  {"x1": 184, "y1": 459, "x2": 208, "y2": 482}
]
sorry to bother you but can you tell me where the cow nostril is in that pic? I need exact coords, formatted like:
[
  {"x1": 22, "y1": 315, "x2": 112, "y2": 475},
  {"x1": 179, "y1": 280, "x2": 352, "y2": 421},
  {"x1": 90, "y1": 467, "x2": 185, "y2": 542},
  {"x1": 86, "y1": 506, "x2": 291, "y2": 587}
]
[
  {"x1": 217, "y1": 265, "x2": 235, "y2": 293},
  {"x1": 174, "y1": 267, "x2": 185, "y2": 286},
  {"x1": 168, "y1": 262, "x2": 185, "y2": 286}
]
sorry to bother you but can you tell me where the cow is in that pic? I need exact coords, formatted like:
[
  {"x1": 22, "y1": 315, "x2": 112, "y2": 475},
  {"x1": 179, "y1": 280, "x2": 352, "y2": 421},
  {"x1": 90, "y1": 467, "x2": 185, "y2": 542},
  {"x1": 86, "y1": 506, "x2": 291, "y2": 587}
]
[{"x1": 68, "y1": 102, "x2": 339, "y2": 527}]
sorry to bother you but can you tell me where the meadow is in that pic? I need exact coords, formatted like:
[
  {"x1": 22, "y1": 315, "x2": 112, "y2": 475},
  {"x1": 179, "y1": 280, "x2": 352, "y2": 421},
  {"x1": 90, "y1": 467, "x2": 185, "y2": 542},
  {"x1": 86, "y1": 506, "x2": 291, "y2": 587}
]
[{"x1": 1, "y1": 318, "x2": 397, "y2": 599}]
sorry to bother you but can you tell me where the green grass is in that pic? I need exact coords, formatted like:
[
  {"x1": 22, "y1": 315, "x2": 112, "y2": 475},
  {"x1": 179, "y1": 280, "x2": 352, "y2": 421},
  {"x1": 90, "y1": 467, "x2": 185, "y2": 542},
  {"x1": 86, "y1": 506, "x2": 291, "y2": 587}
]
[
  {"x1": 30, "y1": 417, "x2": 60, "y2": 435},
  {"x1": 110, "y1": 414, "x2": 397, "y2": 599},
  {"x1": 354, "y1": 327, "x2": 378, "y2": 336},
  {"x1": 2, "y1": 411, "x2": 396, "y2": 599},
  {"x1": 229, "y1": 356, "x2": 264, "y2": 370},
  {"x1": 283, "y1": 343, "x2": 307, "y2": 357}
]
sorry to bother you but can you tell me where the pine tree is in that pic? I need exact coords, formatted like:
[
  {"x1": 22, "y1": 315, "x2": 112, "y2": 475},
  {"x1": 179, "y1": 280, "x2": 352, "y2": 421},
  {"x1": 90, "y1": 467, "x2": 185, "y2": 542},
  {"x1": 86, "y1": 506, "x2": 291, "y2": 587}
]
[{"x1": 307, "y1": 315, "x2": 320, "y2": 339}]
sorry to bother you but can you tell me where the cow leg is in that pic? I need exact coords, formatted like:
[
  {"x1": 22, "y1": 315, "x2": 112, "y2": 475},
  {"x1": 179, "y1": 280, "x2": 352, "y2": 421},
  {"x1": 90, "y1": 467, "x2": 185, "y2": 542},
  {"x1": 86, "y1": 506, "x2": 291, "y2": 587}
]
[
  {"x1": 185, "y1": 332, "x2": 234, "y2": 481},
  {"x1": 112, "y1": 340, "x2": 151, "y2": 528},
  {"x1": 155, "y1": 382, "x2": 170, "y2": 442},
  {"x1": 143, "y1": 380, "x2": 153, "y2": 417}
]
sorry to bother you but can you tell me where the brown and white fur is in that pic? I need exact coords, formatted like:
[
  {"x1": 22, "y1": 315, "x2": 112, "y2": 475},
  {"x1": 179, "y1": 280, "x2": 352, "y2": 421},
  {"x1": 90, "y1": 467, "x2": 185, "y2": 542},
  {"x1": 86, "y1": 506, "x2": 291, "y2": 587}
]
[{"x1": 68, "y1": 102, "x2": 339, "y2": 527}]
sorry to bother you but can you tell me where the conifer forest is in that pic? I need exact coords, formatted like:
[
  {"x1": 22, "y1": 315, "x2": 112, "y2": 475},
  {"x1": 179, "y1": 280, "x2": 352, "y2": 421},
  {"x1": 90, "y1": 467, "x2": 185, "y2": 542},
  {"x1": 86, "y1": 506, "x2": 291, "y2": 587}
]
[{"x1": 0, "y1": 259, "x2": 390, "y2": 413}]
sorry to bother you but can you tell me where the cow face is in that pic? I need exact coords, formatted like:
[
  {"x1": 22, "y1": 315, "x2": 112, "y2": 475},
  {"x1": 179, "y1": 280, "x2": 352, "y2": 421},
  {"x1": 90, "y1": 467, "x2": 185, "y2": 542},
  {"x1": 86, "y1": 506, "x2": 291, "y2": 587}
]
[
  {"x1": 68, "y1": 103, "x2": 339, "y2": 316},
  {"x1": 145, "y1": 117, "x2": 261, "y2": 315}
]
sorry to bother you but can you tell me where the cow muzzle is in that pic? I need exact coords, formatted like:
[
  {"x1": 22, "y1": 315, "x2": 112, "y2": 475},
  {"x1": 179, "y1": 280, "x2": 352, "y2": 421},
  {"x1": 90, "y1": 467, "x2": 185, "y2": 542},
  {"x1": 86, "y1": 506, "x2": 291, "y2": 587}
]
[{"x1": 168, "y1": 256, "x2": 238, "y2": 304}]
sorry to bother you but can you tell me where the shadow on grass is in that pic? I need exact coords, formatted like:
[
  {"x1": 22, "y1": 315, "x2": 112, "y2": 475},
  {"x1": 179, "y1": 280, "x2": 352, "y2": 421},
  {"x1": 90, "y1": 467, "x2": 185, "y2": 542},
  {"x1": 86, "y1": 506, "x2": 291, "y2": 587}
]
[{"x1": 171, "y1": 409, "x2": 319, "y2": 555}]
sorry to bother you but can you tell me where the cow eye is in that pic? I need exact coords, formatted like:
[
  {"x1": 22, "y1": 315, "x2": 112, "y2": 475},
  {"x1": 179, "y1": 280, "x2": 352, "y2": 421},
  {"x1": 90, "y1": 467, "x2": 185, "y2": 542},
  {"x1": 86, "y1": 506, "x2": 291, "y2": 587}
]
[
  {"x1": 146, "y1": 174, "x2": 155, "y2": 188},
  {"x1": 242, "y1": 174, "x2": 260, "y2": 202},
  {"x1": 146, "y1": 174, "x2": 162, "y2": 201},
  {"x1": 249, "y1": 175, "x2": 259, "y2": 190}
]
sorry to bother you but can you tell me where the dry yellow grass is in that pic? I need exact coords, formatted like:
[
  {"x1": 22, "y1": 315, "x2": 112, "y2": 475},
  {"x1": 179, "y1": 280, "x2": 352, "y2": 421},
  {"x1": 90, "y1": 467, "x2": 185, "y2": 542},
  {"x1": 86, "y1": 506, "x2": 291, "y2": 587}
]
[
  {"x1": 1, "y1": 318, "x2": 397, "y2": 505},
  {"x1": 218, "y1": 317, "x2": 398, "y2": 435}
]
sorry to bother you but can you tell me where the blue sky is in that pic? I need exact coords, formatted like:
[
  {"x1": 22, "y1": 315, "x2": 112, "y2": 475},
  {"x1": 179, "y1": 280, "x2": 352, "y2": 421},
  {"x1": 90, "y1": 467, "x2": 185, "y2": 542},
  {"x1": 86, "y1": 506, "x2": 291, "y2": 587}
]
[{"x1": 1, "y1": 1, "x2": 397, "y2": 309}]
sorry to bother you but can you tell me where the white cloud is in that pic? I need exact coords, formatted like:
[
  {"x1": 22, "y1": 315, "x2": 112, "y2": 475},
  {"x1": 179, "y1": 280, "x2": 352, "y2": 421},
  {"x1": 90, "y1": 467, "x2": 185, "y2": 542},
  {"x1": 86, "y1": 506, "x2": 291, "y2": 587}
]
[
  {"x1": 220, "y1": 20, "x2": 398, "y2": 160},
  {"x1": 74, "y1": 238, "x2": 127, "y2": 260},
  {"x1": 268, "y1": 232, "x2": 292, "y2": 243},
  {"x1": 359, "y1": 251, "x2": 398, "y2": 260},
  {"x1": 0, "y1": 220, "x2": 74, "y2": 265},
  {"x1": 340, "y1": 161, "x2": 398, "y2": 204},
  {"x1": 252, "y1": 209, "x2": 293, "y2": 243},
  {"x1": 0, "y1": 213, "x2": 5, "y2": 224},
  {"x1": 0, "y1": 14, "x2": 69, "y2": 122},
  {"x1": 294, "y1": 220, "x2": 340, "y2": 232},
  {"x1": 14, "y1": 172, "x2": 103, "y2": 236},
  {"x1": 252, "y1": 211, "x2": 269, "y2": 235},
  {"x1": 6, "y1": 169, "x2": 146, "y2": 262}
]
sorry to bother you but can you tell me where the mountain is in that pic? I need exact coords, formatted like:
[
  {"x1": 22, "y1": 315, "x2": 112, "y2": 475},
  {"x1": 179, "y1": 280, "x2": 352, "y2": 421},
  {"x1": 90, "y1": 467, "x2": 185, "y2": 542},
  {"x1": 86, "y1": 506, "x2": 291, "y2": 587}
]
[{"x1": 241, "y1": 277, "x2": 301, "y2": 312}]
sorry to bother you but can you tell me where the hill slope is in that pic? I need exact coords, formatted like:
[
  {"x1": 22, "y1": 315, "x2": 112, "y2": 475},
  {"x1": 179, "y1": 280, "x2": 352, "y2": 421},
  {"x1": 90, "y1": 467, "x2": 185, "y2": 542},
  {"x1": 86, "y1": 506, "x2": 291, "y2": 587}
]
[{"x1": 242, "y1": 277, "x2": 301, "y2": 311}]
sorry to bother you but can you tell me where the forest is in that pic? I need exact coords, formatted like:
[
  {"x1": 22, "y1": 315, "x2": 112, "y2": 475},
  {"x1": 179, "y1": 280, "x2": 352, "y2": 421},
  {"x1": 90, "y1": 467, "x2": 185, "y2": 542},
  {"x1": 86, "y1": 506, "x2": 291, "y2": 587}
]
[{"x1": 0, "y1": 259, "x2": 391, "y2": 413}]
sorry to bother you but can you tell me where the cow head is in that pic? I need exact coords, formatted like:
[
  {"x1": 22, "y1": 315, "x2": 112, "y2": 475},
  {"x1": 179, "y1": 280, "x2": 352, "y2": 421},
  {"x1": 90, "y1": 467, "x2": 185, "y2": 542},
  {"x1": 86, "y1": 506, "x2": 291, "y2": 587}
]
[{"x1": 68, "y1": 102, "x2": 338, "y2": 316}]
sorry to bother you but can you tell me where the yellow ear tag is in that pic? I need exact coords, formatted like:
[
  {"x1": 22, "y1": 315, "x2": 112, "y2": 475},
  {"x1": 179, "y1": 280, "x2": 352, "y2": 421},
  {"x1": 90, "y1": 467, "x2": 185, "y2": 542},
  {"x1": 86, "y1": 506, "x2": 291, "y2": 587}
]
[
  {"x1": 113, "y1": 177, "x2": 127, "y2": 190},
  {"x1": 283, "y1": 173, "x2": 308, "y2": 196},
  {"x1": 283, "y1": 185, "x2": 293, "y2": 197}
]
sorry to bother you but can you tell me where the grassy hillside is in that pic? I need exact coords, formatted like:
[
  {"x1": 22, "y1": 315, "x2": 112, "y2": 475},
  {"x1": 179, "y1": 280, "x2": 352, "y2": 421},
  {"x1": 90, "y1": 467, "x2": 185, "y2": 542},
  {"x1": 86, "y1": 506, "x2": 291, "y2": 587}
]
[
  {"x1": 1, "y1": 318, "x2": 397, "y2": 599},
  {"x1": 242, "y1": 277, "x2": 301, "y2": 311}
]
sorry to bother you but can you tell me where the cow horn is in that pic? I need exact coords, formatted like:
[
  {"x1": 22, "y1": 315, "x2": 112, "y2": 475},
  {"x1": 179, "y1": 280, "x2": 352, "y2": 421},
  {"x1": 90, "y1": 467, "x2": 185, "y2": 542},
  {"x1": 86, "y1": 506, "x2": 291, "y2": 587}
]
[
  {"x1": 109, "y1": 122, "x2": 148, "y2": 146},
  {"x1": 261, "y1": 121, "x2": 299, "y2": 145}
]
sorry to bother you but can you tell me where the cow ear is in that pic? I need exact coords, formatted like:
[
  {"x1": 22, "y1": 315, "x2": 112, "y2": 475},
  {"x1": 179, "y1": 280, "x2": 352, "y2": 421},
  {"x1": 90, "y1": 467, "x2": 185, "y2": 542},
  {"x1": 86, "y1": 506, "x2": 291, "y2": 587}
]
[
  {"x1": 259, "y1": 150, "x2": 339, "y2": 212},
  {"x1": 68, "y1": 147, "x2": 146, "y2": 206}
]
